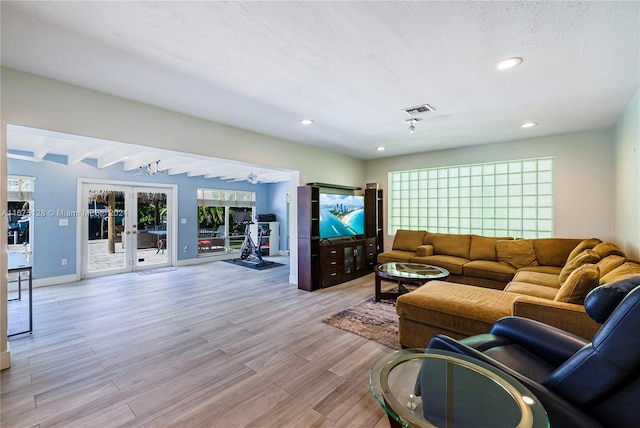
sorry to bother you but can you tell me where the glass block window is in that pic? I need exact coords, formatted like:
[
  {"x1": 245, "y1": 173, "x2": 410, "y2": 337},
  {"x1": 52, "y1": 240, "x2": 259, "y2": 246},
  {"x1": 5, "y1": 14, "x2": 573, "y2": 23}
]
[{"x1": 388, "y1": 157, "x2": 554, "y2": 238}]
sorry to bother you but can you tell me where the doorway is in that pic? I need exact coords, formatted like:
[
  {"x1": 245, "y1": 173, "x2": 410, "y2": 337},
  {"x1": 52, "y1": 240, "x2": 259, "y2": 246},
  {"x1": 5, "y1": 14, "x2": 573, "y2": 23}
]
[{"x1": 81, "y1": 182, "x2": 174, "y2": 277}]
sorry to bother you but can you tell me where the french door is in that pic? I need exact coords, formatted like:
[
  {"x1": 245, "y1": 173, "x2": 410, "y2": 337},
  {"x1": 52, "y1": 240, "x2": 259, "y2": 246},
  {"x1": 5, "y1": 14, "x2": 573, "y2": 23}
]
[{"x1": 82, "y1": 182, "x2": 173, "y2": 277}]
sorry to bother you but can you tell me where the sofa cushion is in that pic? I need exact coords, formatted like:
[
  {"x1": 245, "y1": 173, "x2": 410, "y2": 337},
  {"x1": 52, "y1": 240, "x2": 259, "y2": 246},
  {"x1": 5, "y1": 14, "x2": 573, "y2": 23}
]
[
  {"x1": 392, "y1": 229, "x2": 427, "y2": 252},
  {"x1": 532, "y1": 238, "x2": 583, "y2": 267},
  {"x1": 396, "y1": 281, "x2": 517, "y2": 336},
  {"x1": 410, "y1": 255, "x2": 467, "y2": 275},
  {"x1": 592, "y1": 242, "x2": 625, "y2": 259},
  {"x1": 584, "y1": 276, "x2": 640, "y2": 323},
  {"x1": 511, "y1": 270, "x2": 560, "y2": 288},
  {"x1": 496, "y1": 239, "x2": 538, "y2": 269},
  {"x1": 565, "y1": 238, "x2": 602, "y2": 263},
  {"x1": 600, "y1": 261, "x2": 640, "y2": 284},
  {"x1": 596, "y1": 255, "x2": 626, "y2": 277},
  {"x1": 559, "y1": 249, "x2": 600, "y2": 284},
  {"x1": 516, "y1": 265, "x2": 562, "y2": 275},
  {"x1": 555, "y1": 264, "x2": 600, "y2": 304},
  {"x1": 504, "y1": 282, "x2": 559, "y2": 300},
  {"x1": 425, "y1": 232, "x2": 471, "y2": 259},
  {"x1": 469, "y1": 235, "x2": 513, "y2": 262},
  {"x1": 462, "y1": 260, "x2": 515, "y2": 284}
]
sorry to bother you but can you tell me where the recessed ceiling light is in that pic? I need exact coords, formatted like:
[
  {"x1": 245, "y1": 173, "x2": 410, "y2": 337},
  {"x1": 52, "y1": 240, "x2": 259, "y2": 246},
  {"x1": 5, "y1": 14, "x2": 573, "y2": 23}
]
[
  {"x1": 495, "y1": 57, "x2": 523, "y2": 70},
  {"x1": 520, "y1": 122, "x2": 537, "y2": 128},
  {"x1": 376, "y1": 146, "x2": 385, "y2": 151},
  {"x1": 300, "y1": 118, "x2": 313, "y2": 125}
]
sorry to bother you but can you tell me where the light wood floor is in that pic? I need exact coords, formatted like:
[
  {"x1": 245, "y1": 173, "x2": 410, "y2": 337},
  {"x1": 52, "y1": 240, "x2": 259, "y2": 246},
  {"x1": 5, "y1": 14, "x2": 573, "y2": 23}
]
[{"x1": 1, "y1": 260, "x2": 393, "y2": 427}]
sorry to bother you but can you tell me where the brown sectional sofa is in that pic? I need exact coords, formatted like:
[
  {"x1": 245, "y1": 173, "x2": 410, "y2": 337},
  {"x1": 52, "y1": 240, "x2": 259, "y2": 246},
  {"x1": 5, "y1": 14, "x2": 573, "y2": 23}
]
[{"x1": 377, "y1": 230, "x2": 640, "y2": 348}]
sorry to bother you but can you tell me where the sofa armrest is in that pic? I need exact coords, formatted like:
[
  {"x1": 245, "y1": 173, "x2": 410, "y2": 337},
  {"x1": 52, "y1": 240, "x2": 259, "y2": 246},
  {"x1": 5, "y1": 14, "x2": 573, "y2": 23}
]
[
  {"x1": 512, "y1": 295, "x2": 601, "y2": 340},
  {"x1": 416, "y1": 244, "x2": 434, "y2": 257}
]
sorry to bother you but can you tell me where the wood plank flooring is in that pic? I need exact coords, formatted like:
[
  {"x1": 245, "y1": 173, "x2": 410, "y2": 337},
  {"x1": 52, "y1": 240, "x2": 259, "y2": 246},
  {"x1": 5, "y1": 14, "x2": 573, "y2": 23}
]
[{"x1": 1, "y1": 260, "x2": 393, "y2": 427}]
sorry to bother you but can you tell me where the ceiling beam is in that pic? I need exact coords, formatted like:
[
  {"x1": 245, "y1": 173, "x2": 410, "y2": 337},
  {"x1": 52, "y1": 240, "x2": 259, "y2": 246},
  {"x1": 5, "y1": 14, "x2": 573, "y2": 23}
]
[{"x1": 96, "y1": 149, "x2": 132, "y2": 168}]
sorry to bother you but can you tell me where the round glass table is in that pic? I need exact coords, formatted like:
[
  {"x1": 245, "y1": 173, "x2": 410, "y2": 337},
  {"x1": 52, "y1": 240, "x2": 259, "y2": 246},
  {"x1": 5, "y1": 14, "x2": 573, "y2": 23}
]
[
  {"x1": 370, "y1": 349, "x2": 549, "y2": 428},
  {"x1": 375, "y1": 262, "x2": 449, "y2": 301}
]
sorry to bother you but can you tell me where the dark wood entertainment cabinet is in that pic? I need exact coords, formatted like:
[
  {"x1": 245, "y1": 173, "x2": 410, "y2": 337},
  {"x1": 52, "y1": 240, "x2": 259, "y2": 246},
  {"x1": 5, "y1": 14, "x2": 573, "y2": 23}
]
[{"x1": 297, "y1": 185, "x2": 383, "y2": 291}]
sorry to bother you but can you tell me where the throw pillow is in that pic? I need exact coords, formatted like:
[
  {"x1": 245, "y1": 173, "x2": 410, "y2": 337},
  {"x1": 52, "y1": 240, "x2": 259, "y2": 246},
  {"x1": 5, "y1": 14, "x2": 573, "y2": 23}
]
[
  {"x1": 592, "y1": 242, "x2": 625, "y2": 259},
  {"x1": 565, "y1": 238, "x2": 602, "y2": 263},
  {"x1": 596, "y1": 255, "x2": 626, "y2": 277},
  {"x1": 599, "y1": 261, "x2": 640, "y2": 284},
  {"x1": 555, "y1": 264, "x2": 600, "y2": 305},
  {"x1": 559, "y1": 249, "x2": 600, "y2": 285},
  {"x1": 496, "y1": 239, "x2": 538, "y2": 269},
  {"x1": 584, "y1": 275, "x2": 640, "y2": 323}
]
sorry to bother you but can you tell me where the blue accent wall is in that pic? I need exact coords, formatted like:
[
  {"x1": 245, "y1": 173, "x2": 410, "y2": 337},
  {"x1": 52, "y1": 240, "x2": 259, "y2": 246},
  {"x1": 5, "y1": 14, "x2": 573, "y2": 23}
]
[
  {"x1": 8, "y1": 155, "x2": 288, "y2": 280},
  {"x1": 266, "y1": 181, "x2": 291, "y2": 251}
]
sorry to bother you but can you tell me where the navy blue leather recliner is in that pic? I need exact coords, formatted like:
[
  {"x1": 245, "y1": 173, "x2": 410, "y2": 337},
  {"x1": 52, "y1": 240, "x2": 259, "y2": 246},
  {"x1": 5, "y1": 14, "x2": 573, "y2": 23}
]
[{"x1": 425, "y1": 276, "x2": 640, "y2": 428}]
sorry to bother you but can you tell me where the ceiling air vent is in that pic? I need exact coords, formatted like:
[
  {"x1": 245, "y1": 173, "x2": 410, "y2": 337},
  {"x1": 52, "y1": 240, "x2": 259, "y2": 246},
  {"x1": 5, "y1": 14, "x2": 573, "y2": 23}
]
[{"x1": 403, "y1": 104, "x2": 435, "y2": 116}]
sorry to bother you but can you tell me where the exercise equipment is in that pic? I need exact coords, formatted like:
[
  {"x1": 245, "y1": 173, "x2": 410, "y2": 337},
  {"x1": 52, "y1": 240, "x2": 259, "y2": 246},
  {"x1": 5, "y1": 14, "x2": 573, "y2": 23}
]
[{"x1": 235, "y1": 217, "x2": 272, "y2": 267}]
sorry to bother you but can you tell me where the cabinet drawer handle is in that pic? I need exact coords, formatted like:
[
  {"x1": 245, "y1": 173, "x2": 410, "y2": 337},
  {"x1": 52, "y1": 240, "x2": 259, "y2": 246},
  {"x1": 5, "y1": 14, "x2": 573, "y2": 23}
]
[
  {"x1": 330, "y1": 272, "x2": 337, "y2": 277},
  {"x1": 330, "y1": 250, "x2": 337, "y2": 254},
  {"x1": 331, "y1": 261, "x2": 337, "y2": 265}
]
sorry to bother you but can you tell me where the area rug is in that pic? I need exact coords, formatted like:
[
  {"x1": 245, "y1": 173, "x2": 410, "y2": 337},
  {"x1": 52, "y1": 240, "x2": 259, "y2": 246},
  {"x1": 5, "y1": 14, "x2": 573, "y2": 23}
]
[
  {"x1": 323, "y1": 298, "x2": 400, "y2": 349},
  {"x1": 222, "y1": 259, "x2": 285, "y2": 270}
]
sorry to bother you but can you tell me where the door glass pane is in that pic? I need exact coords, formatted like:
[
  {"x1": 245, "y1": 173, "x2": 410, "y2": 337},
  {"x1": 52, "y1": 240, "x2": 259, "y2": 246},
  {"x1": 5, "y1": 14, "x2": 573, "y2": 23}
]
[
  {"x1": 87, "y1": 189, "x2": 127, "y2": 273},
  {"x1": 355, "y1": 244, "x2": 364, "y2": 270},
  {"x1": 136, "y1": 190, "x2": 168, "y2": 267},
  {"x1": 344, "y1": 246, "x2": 353, "y2": 274},
  {"x1": 7, "y1": 200, "x2": 30, "y2": 251}
]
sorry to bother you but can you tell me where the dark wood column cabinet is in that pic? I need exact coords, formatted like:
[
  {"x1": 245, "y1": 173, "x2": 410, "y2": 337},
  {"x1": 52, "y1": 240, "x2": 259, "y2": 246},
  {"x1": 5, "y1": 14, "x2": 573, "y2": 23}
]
[
  {"x1": 297, "y1": 186, "x2": 320, "y2": 291},
  {"x1": 365, "y1": 188, "x2": 384, "y2": 253},
  {"x1": 298, "y1": 185, "x2": 383, "y2": 290}
]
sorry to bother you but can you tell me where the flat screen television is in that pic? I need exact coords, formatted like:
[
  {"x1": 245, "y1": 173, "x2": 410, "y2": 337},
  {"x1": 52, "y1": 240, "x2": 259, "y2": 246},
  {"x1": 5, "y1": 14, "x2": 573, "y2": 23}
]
[{"x1": 319, "y1": 192, "x2": 365, "y2": 239}]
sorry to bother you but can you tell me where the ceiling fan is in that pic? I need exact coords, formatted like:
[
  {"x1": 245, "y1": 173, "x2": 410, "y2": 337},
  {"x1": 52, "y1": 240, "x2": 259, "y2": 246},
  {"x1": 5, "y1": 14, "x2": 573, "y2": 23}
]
[{"x1": 247, "y1": 171, "x2": 258, "y2": 184}]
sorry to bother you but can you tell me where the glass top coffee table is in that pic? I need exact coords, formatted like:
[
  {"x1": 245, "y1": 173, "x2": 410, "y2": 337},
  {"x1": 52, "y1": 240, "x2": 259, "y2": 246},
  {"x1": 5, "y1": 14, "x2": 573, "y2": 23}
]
[
  {"x1": 370, "y1": 349, "x2": 549, "y2": 428},
  {"x1": 375, "y1": 262, "x2": 449, "y2": 302}
]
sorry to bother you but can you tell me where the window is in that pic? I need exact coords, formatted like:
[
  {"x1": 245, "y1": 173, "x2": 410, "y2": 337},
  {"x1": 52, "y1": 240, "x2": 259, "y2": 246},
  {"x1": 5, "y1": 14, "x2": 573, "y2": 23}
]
[
  {"x1": 388, "y1": 158, "x2": 554, "y2": 238},
  {"x1": 196, "y1": 189, "x2": 255, "y2": 254}
]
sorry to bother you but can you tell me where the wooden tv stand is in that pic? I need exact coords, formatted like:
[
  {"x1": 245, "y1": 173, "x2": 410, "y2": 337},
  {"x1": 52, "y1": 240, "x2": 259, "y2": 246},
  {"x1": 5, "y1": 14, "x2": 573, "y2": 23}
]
[
  {"x1": 320, "y1": 237, "x2": 376, "y2": 288},
  {"x1": 297, "y1": 185, "x2": 383, "y2": 290}
]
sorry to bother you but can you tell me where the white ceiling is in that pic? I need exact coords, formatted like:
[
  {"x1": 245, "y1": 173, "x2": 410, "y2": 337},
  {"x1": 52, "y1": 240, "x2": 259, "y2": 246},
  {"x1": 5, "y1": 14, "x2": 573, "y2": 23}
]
[{"x1": 2, "y1": 1, "x2": 639, "y2": 179}]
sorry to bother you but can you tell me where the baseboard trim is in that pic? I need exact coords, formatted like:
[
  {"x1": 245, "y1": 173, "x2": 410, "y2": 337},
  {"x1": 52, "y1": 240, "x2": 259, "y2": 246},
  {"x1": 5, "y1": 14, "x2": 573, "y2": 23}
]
[
  {"x1": 1, "y1": 343, "x2": 11, "y2": 370},
  {"x1": 33, "y1": 274, "x2": 79, "y2": 288},
  {"x1": 177, "y1": 254, "x2": 236, "y2": 266}
]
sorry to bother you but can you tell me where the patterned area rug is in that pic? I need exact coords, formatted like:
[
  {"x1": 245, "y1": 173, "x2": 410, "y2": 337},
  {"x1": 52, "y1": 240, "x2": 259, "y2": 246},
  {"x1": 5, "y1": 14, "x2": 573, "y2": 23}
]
[{"x1": 323, "y1": 298, "x2": 400, "y2": 349}]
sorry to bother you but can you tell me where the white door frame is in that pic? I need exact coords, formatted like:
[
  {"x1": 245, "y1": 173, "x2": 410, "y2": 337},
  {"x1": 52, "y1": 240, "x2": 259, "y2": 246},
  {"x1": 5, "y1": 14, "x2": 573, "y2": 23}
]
[{"x1": 77, "y1": 178, "x2": 178, "y2": 279}]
